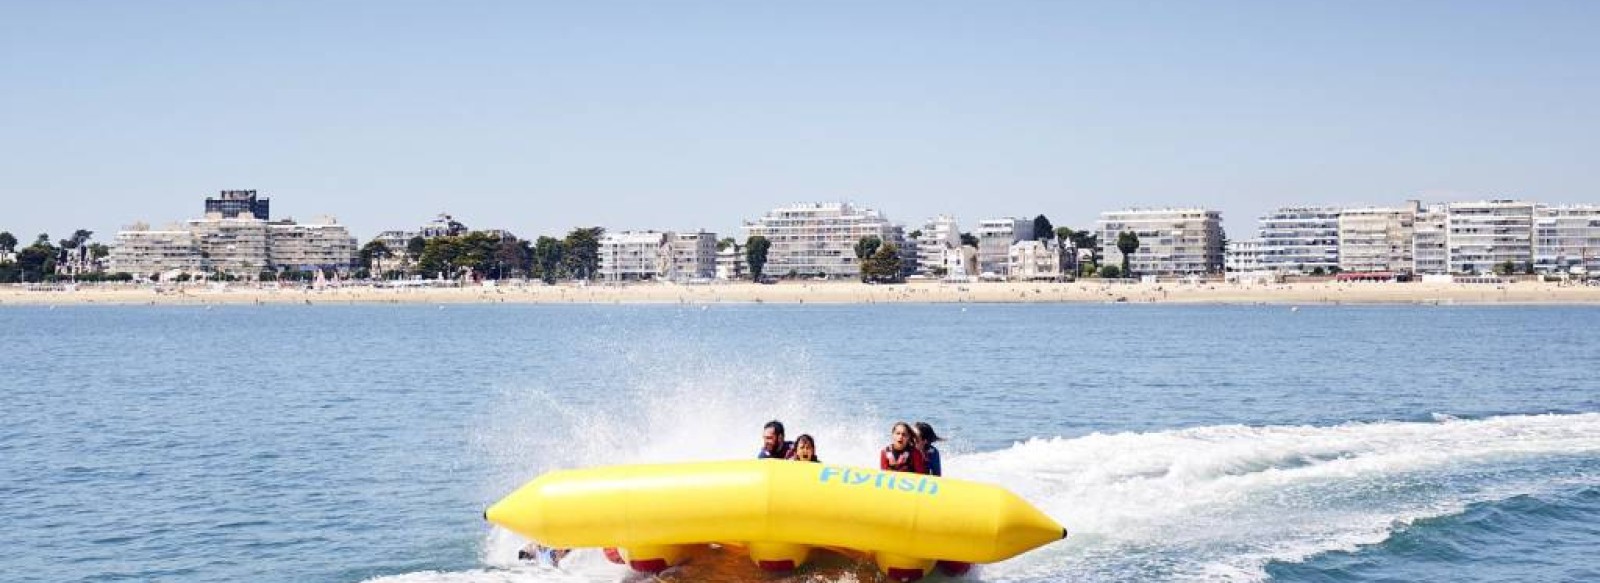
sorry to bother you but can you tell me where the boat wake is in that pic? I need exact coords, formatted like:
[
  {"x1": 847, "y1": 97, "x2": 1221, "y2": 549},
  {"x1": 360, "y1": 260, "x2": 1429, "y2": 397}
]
[{"x1": 370, "y1": 357, "x2": 1600, "y2": 583}]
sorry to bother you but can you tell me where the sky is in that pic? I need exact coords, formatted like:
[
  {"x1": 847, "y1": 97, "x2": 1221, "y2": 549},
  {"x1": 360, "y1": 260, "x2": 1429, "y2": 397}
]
[{"x1": 2, "y1": 0, "x2": 1597, "y2": 244}]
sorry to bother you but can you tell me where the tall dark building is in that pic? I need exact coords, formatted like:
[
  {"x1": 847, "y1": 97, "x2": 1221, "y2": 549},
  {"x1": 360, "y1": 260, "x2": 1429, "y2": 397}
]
[{"x1": 204, "y1": 189, "x2": 270, "y2": 220}]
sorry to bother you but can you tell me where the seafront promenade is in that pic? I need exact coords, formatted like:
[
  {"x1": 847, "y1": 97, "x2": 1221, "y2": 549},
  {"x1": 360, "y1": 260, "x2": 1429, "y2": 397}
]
[{"x1": 4, "y1": 280, "x2": 1600, "y2": 306}]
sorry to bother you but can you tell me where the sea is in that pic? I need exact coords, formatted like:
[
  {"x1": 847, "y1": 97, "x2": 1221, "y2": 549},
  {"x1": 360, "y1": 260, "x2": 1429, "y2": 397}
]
[{"x1": 2, "y1": 303, "x2": 1596, "y2": 583}]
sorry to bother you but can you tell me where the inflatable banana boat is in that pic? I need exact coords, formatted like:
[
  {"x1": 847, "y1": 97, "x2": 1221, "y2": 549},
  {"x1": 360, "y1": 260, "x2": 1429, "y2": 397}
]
[{"x1": 485, "y1": 459, "x2": 1067, "y2": 581}]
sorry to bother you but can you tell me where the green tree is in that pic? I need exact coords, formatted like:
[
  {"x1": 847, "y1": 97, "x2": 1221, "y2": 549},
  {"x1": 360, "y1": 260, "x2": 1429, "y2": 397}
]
[
  {"x1": 1054, "y1": 226, "x2": 1075, "y2": 243},
  {"x1": 492, "y1": 236, "x2": 531, "y2": 279},
  {"x1": 561, "y1": 227, "x2": 604, "y2": 281},
  {"x1": 1495, "y1": 260, "x2": 1517, "y2": 276},
  {"x1": 532, "y1": 236, "x2": 565, "y2": 283},
  {"x1": 18, "y1": 239, "x2": 57, "y2": 283},
  {"x1": 1310, "y1": 266, "x2": 1327, "y2": 276},
  {"x1": 960, "y1": 232, "x2": 979, "y2": 247},
  {"x1": 854, "y1": 236, "x2": 882, "y2": 281},
  {"x1": 907, "y1": 229, "x2": 923, "y2": 240},
  {"x1": 418, "y1": 236, "x2": 464, "y2": 279},
  {"x1": 863, "y1": 242, "x2": 903, "y2": 283},
  {"x1": 0, "y1": 231, "x2": 17, "y2": 255},
  {"x1": 1116, "y1": 231, "x2": 1141, "y2": 278},
  {"x1": 716, "y1": 237, "x2": 736, "y2": 252},
  {"x1": 1099, "y1": 264, "x2": 1122, "y2": 279},
  {"x1": 745, "y1": 235, "x2": 771, "y2": 281},
  {"x1": 1033, "y1": 215, "x2": 1054, "y2": 241},
  {"x1": 406, "y1": 235, "x2": 427, "y2": 260},
  {"x1": 359, "y1": 240, "x2": 391, "y2": 271}
]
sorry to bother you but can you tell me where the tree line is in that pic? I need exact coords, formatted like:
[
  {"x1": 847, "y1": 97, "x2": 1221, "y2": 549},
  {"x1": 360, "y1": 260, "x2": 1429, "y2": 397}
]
[{"x1": 0, "y1": 230, "x2": 114, "y2": 283}]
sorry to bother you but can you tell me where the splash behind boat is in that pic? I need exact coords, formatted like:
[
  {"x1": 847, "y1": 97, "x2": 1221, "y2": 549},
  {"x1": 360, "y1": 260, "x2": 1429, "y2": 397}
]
[{"x1": 485, "y1": 459, "x2": 1067, "y2": 581}]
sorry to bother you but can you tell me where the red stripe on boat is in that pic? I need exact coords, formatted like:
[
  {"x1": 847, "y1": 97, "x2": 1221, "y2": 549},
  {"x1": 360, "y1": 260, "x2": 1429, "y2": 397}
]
[
  {"x1": 629, "y1": 558, "x2": 670, "y2": 573},
  {"x1": 886, "y1": 567, "x2": 925, "y2": 582},
  {"x1": 758, "y1": 560, "x2": 797, "y2": 571}
]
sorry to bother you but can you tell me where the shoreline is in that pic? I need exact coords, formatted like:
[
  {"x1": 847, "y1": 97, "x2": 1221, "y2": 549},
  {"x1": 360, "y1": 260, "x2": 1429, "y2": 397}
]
[{"x1": 4, "y1": 281, "x2": 1600, "y2": 306}]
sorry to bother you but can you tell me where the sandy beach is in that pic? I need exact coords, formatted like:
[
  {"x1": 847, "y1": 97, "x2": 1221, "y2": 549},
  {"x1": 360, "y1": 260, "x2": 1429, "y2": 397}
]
[{"x1": 4, "y1": 280, "x2": 1600, "y2": 306}]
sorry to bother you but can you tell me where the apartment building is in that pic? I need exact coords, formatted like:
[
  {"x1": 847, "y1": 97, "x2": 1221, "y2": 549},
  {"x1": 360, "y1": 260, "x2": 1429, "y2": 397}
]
[
  {"x1": 1338, "y1": 202, "x2": 1419, "y2": 273},
  {"x1": 1007, "y1": 239, "x2": 1072, "y2": 281},
  {"x1": 204, "y1": 189, "x2": 270, "y2": 220},
  {"x1": 658, "y1": 230, "x2": 718, "y2": 282},
  {"x1": 1412, "y1": 204, "x2": 1448, "y2": 275},
  {"x1": 1097, "y1": 208, "x2": 1225, "y2": 275},
  {"x1": 1533, "y1": 205, "x2": 1600, "y2": 275},
  {"x1": 1446, "y1": 200, "x2": 1534, "y2": 274},
  {"x1": 187, "y1": 214, "x2": 271, "y2": 276},
  {"x1": 1224, "y1": 239, "x2": 1265, "y2": 273},
  {"x1": 598, "y1": 231, "x2": 667, "y2": 282},
  {"x1": 975, "y1": 218, "x2": 1033, "y2": 277},
  {"x1": 1257, "y1": 207, "x2": 1341, "y2": 273},
  {"x1": 716, "y1": 243, "x2": 746, "y2": 280},
  {"x1": 108, "y1": 224, "x2": 203, "y2": 279},
  {"x1": 269, "y1": 216, "x2": 358, "y2": 273},
  {"x1": 914, "y1": 215, "x2": 962, "y2": 278},
  {"x1": 742, "y1": 202, "x2": 906, "y2": 279}
]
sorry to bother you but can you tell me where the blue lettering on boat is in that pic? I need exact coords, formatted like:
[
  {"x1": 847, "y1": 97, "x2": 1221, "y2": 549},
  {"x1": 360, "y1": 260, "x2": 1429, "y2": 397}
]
[{"x1": 818, "y1": 466, "x2": 939, "y2": 496}]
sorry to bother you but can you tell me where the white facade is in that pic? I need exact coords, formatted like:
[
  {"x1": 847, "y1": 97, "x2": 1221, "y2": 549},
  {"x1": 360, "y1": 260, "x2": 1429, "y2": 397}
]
[
  {"x1": 1258, "y1": 207, "x2": 1342, "y2": 273},
  {"x1": 187, "y1": 214, "x2": 271, "y2": 276},
  {"x1": 1338, "y1": 203, "x2": 1418, "y2": 273},
  {"x1": 1413, "y1": 204, "x2": 1448, "y2": 275},
  {"x1": 658, "y1": 231, "x2": 718, "y2": 282},
  {"x1": 975, "y1": 218, "x2": 1033, "y2": 277},
  {"x1": 109, "y1": 224, "x2": 203, "y2": 278},
  {"x1": 915, "y1": 215, "x2": 962, "y2": 277},
  {"x1": 269, "y1": 217, "x2": 357, "y2": 273},
  {"x1": 1097, "y1": 208, "x2": 1225, "y2": 275},
  {"x1": 1007, "y1": 239, "x2": 1071, "y2": 281},
  {"x1": 716, "y1": 244, "x2": 746, "y2": 280},
  {"x1": 941, "y1": 245, "x2": 978, "y2": 282},
  {"x1": 598, "y1": 231, "x2": 666, "y2": 282},
  {"x1": 1225, "y1": 239, "x2": 1265, "y2": 273},
  {"x1": 742, "y1": 202, "x2": 905, "y2": 279},
  {"x1": 1446, "y1": 200, "x2": 1534, "y2": 274},
  {"x1": 1533, "y1": 205, "x2": 1600, "y2": 275}
]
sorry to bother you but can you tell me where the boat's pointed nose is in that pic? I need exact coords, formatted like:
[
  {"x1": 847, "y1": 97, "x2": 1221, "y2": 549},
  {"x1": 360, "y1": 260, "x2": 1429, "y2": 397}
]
[{"x1": 485, "y1": 480, "x2": 547, "y2": 539}]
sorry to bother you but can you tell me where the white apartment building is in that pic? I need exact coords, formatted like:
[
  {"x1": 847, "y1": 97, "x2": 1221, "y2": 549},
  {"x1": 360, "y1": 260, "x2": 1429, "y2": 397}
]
[
  {"x1": 716, "y1": 243, "x2": 745, "y2": 280},
  {"x1": 108, "y1": 224, "x2": 203, "y2": 279},
  {"x1": 742, "y1": 202, "x2": 906, "y2": 279},
  {"x1": 1007, "y1": 239, "x2": 1072, "y2": 281},
  {"x1": 1533, "y1": 205, "x2": 1600, "y2": 275},
  {"x1": 1257, "y1": 207, "x2": 1341, "y2": 273},
  {"x1": 1097, "y1": 208, "x2": 1225, "y2": 275},
  {"x1": 1413, "y1": 204, "x2": 1448, "y2": 275},
  {"x1": 598, "y1": 231, "x2": 667, "y2": 282},
  {"x1": 975, "y1": 218, "x2": 1033, "y2": 277},
  {"x1": 1446, "y1": 200, "x2": 1534, "y2": 274},
  {"x1": 187, "y1": 213, "x2": 271, "y2": 276},
  {"x1": 658, "y1": 230, "x2": 718, "y2": 282},
  {"x1": 1338, "y1": 202, "x2": 1419, "y2": 273},
  {"x1": 915, "y1": 215, "x2": 962, "y2": 277},
  {"x1": 1224, "y1": 239, "x2": 1265, "y2": 273},
  {"x1": 269, "y1": 216, "x2": 357, "y2": 273},
  {"x1": 942, "y1": 245, "x2": 978, "y2": 281}
]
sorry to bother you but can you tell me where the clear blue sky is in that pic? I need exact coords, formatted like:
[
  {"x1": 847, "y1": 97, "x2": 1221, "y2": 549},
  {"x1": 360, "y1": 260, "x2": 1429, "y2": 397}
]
[{"x1": 2, "y1": 0, "x2": 1596, "y2": 243}]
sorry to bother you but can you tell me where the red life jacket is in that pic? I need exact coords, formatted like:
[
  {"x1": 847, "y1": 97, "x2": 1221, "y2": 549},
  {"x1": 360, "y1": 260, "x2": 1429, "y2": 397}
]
[{"x1": 881, "y1": 445, "x2": 925, "y2": 473}]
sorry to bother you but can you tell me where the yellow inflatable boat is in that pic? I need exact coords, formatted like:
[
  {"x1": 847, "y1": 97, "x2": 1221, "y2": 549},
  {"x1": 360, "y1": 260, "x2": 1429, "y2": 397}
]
[{"x1": 485, "y1": 459, "x2": 1067, "y2": 580}]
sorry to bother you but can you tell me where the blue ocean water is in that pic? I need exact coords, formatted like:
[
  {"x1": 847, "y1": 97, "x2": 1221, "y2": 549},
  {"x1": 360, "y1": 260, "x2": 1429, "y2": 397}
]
[{"x1": 1, "y1": 304, "x2": 1596, "y2": 583}]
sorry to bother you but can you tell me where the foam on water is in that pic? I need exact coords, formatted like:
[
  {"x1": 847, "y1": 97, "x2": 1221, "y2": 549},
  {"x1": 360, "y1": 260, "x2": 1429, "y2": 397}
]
[
  {"x1": 385, "y1": 398, "x2": 1597, "y2": 583},
  {"x1": 374, "y1": 335, "x2": 1600, "y2": 582},
  {"x1": 968, "y1": 412, "x2": 1600, "y2": 581}
]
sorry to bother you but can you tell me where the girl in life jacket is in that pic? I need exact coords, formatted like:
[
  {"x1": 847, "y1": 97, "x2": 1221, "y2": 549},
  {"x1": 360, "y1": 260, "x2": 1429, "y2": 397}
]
[
  {"x1": 793, "y1": 434, "x2": 820, "y2": 463},
  {"x1": 879, "y1": 421, "x2": 927, "y2": 474},
  {"x1": 913, "y1": 421, "x2": 943, "y2": 477}
]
